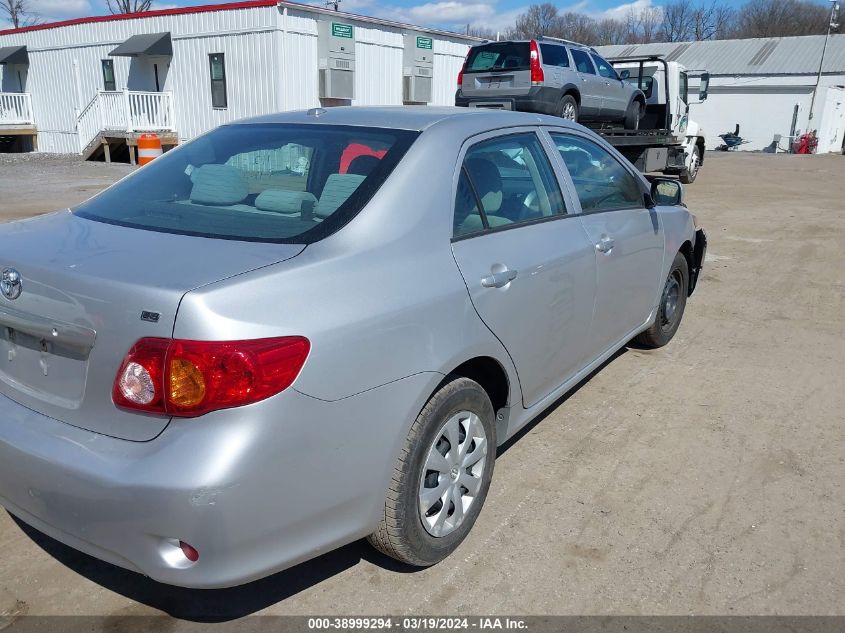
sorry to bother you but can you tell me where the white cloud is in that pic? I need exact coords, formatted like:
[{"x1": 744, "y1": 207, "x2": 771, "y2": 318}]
[
  {"x1": 598, "y1": 0, "x2": 660, "y2": 20},
  {"x1": 28, "y1": 0, "x2": 91, "y2": 17}
]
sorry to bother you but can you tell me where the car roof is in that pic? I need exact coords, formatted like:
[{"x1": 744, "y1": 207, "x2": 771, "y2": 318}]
[
  {"x1": 470, "y1": 39, "x2": 592, "y2": 50},
  {"x1": 234, "y1": 106, "x2": 581, "y2": 135}
]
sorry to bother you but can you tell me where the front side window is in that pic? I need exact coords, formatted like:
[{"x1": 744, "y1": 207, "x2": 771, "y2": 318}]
[
  {"x1": 550, "y1": 134, "x2": 643, "y2": 212},
  {"x1": 102, "y1": 59, "x2": 116, "y2": 91},
  {"x1": 209, "y1": 53, "x2": 227, "y2": 108},
  {"x1": 570, "y1": 49, "x2": 595, "y2": 75},
  {"x1": 539, "y1": 44, "x2": 570, "y2": 68},
  {"x1": 590, "y1": 54, "x2": 618, "y2": 80},
  {"x1": 454, "y1": 133, "x2": 567, "y2": 237},
  {"x1": 680, "y1": 72, "x2": 689, "y2": 104},
  {"x1": 73, "y1": 124, "x2": 418, "y2": 243},
  {"x1": 464, "y1": 42, "x2": 530, "y2": 73}
]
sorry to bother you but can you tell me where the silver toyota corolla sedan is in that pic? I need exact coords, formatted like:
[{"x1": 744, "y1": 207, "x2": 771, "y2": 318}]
[{"x1": 0, "y1": 107, "x2": 705, "y2": 588}]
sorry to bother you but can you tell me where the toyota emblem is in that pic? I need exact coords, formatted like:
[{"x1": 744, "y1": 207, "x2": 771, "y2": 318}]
[{"x1": 1, "y1": 268, "x2": 22, "y2": 301}]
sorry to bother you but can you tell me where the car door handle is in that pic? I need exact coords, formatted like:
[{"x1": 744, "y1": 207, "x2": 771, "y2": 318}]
[
  {"x1": 595, "y1": 236, "x2": 615, "y2": 253},
  {"x1": 481, "y1": 269, "x2": 518, "y2": 288}
]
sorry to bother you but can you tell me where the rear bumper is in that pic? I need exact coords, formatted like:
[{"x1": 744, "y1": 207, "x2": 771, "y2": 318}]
[
  {"x1": 455, "y1": 86, "x2": 562, "y2": 116},
  {"x1": 0, "y1": 372, "x2": 439, "y2": 588},
  {"x1": 689, "y1": 228, "x2": 707, "y2": 295}
]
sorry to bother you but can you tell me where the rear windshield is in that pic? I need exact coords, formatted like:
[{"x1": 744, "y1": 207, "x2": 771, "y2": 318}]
[
  {"x1": 73, "y1": 124, "x2": 419, "y2": 243},
  {"x1": 465, "y1": 42, "x2": 530, "y2": 73}
]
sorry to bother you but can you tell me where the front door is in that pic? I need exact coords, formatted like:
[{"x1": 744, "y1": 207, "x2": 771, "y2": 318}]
[
  {"x1": 548, "y1": 131, "x2": 664, "y2": 354},
  {"x1": 451, "y1": 129, "x2": 597, "y2": 407}
]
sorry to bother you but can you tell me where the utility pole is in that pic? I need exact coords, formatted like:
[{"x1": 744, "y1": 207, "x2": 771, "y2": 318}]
[
  {"x1": 325, "y1": 0, "x2": 340, "y2": 10},
  {"x1": 808, "y1": 0, "x2": 840, "y2": 121}
]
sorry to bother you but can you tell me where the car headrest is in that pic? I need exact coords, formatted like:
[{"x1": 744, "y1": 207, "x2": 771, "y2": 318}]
[
  {"x1": 465, "y1": 157, "x2": 503, "y2": 213},
  {"x1": 347, "y1": 155, "x2": 381, "y2": 176},
  {"x1": 190, "y1": 164, "x2": 249, "y2": 206}
]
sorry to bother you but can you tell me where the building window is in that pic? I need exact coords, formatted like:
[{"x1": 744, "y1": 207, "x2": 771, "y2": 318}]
[
  {"x1": 209, "y1": 53, "x2": 227, "y2": 109},
  {"x1": 102, "y1": 59, "x2": 116, "y2": 92}
]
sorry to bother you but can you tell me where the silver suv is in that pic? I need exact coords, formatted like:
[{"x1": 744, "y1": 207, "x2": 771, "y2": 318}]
[{"x1": 456, "y1": 38, "x2": 646, "y2": 130}]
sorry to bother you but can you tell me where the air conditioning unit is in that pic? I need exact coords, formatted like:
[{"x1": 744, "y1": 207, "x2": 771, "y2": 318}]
[
  {"x1": 403, "y1": 32, "x2": 434, "y2": 103},
  {"x1": 318, "y1": 20, "x2": 356, "y2": 100}
]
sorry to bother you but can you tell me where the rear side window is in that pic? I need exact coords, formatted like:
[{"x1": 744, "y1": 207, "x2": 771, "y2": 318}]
[
  {"x1": 465, "y1": 42, "x2": 530, "y2": 73},
  {"x1": 550, "y1": 134, "x2": 643, "y2": 212},
  {"x1": 74, "y1": 124, "x2": 418, "y2": 243},
  {"x1": 590, "y1": 54, "x2": 618, "y2": 80},
  {"x1": 454, "y1": 133, "x2": 567, "y2": 237},
  {"x1": 539, "y1": 44, "x2": 570, "y2": 68},
  {"x1": 570, "y1": 49, "x2": 595, "y2": 75}
]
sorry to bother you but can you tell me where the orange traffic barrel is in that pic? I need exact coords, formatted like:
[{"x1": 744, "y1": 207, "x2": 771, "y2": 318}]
[{"x1": 138, "y1": 133, "x2": 163, "y2": 166}]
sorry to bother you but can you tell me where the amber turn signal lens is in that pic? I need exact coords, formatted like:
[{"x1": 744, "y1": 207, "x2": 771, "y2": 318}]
[{"x1": 169, "y1": 358, "x2": 207, "y2": 408}]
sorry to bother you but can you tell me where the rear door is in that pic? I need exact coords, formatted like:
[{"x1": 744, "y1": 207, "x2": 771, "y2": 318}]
[
  {"x1": 569, "y1": 49, "x2": 603, "y2": 117},
  {"x1": 460, "y1": 42, "x2": 532, "y2": 102},
  {"x1": 591, "y1": 53, "x2": 628, "y2": 118},
  {"x1": 450, "y1": 128, "x2": 597, "y2": 408},
  {"x1": 547, "y1": 131, "x2": 664, "y2": 354}
]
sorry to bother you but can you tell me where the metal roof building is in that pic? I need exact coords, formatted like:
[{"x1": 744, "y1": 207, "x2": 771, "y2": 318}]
[
  {"x1": 599, "y1": 35, "x2": 845, "y2": 153},
  {"x1": 0, "y1": 0, "x2": 478, "y2": 158}
]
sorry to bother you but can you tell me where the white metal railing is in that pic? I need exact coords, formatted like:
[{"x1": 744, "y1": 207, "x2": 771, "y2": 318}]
[
  {"x1": 0, "y1": 92, "x2": 34, "y2": 125},
  {"x1": 77, "y1": 90, "x2": 175, "y2": 153}
]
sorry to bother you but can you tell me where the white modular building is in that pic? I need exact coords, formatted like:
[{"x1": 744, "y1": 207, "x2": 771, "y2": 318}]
[
  {"x1": 599, "y1": 35, "x2": 845, "y2": 154},
  {"x1": 0, "y1": 0, "x2": 476, "y2": 158}
]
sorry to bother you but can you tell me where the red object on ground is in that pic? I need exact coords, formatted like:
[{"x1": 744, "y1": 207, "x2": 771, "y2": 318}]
[
  {"x1": 796, "y1": 131, "x2": 818, "y2": 154},
  {"x1": 340, "y1": 143, "x2": 387, "y2": 174}
]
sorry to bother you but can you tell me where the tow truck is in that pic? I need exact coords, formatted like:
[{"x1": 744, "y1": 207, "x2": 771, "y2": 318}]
[{"x1": 590, "y1": 56, "x2": 710, "y2": 184}]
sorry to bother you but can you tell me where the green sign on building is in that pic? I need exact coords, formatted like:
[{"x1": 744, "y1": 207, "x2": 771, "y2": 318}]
[
  {"x1": 332, "y1": 22, "x2": 354, "y2": 39},
  {"x1": 417, "y1": 36, "x2": 433, "y2": 50}
]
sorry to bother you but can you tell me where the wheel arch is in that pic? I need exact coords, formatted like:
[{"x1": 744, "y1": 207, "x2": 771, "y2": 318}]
[
  {"x1": 561, "y1": 84, "x2": 581, "y2": 105},
  {"x1": 679, "y1": 240, "x2": 694, "y2": 293},
  {"x1": 439, "y1": 356, "x2": 511, "y2": 414}
]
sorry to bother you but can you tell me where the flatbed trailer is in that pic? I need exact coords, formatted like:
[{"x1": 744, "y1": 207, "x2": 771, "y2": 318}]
[{"x1": 588, "y1": 125, "x2": 690, "y2": 175}]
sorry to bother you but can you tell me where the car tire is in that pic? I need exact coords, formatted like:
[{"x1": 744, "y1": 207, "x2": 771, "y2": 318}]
[
  {"x1": 623, "y1": 100, "x2": 641, "y2": 131},
  {"x1": 680, "y1": 145, "x2": 700, "y2": 184},
  {"x1": 635, "y1": 251, "x2": 689, "y2": 349},
  {"x1": 558, "y1": 95, "x2": 579, "y2": 123},
  {"x1": 367, "y1": 376, "x2": 496, "y2": 567}
]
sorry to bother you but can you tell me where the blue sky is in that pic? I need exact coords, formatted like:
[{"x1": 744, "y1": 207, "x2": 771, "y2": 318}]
[{"x1": 15, "y1": 0, "x2": 671, "y2": 32}]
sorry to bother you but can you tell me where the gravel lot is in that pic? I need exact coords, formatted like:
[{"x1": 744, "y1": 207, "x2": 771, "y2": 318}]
[{"x1": 0, "y1": 151, "x2": 843, "y2": 623}]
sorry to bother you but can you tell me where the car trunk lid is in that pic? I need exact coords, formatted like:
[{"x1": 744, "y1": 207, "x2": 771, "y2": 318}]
[{"x1": 0, "y1": 211, "x2": 304, "y2": 441}]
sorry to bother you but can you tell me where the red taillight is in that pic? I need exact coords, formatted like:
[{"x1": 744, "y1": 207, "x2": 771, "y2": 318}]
[
  {"x1": 113, "y1": 336, "x2": 310, "y2": 418},
  {"x1": 458, "y1": 49, "x2": 470, "y2": 87},
  {"x1": 529, "y1": 40, "x2": 545, "y2": 85},
  {"x1": 180, "y1": 541, "x2": 200, "y2": 562}
]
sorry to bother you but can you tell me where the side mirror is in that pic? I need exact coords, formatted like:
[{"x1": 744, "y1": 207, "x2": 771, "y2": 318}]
[
  {"x1": 619, "y1": 69, "x2": 630, "y2": 80},
  {"x1": 651, "y1": 178, "x2": 685, "y2": 206},
  {"x1": 699, "y1": 73, "x2": 710, "y2": 101}
]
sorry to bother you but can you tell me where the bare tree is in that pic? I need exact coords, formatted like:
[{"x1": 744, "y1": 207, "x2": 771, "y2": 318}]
[
  {"x1": 0, "y1": 0, "x2": 39, "y2": 28},
  {"x1": 594, "y1": 18, "x2": 630, "y2": 45},
  {"x1": 510, "y1": 3, "x2": 563, "y2": 38},
  {"x1": 691, "y1": 1, "x2": 734, "y2": 40},
  {"x1": 625, "y1": 5, "x2": 663, "y2": 43},
  {"x1": 661, "y1": 0, "x2": 694, "y2": 42},
  {"x1": 105, "y1": 0, "x2": 153, "y2": 13},
  {"x1": 733, "y1": 0, "x2": 834, "y2": 37}
]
